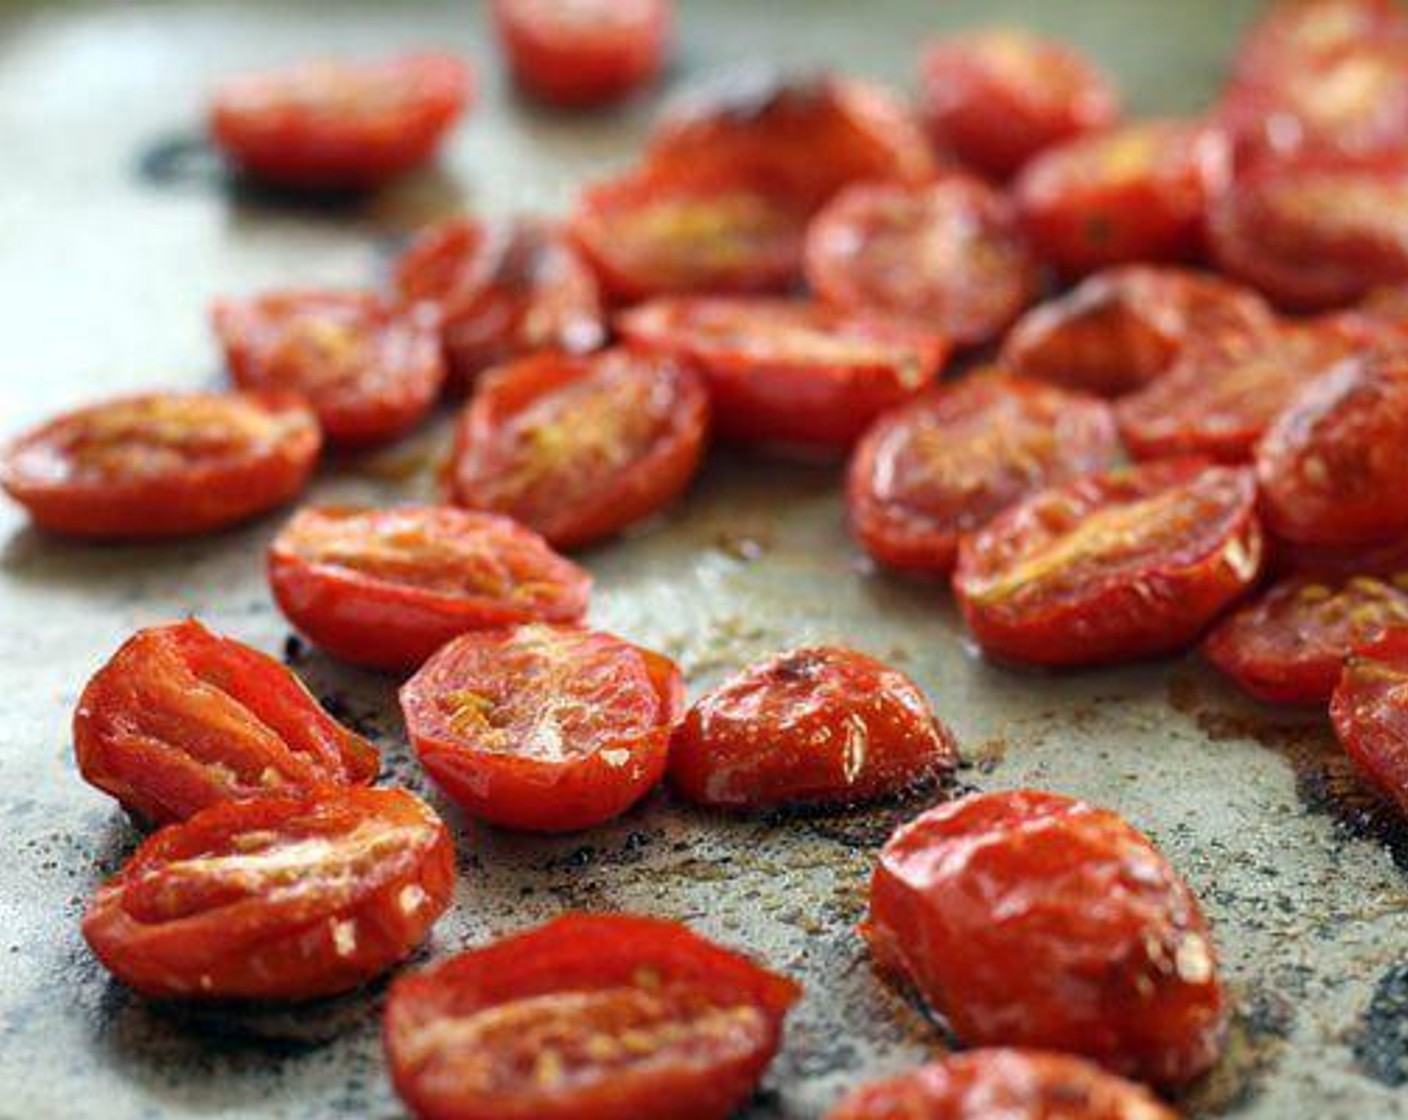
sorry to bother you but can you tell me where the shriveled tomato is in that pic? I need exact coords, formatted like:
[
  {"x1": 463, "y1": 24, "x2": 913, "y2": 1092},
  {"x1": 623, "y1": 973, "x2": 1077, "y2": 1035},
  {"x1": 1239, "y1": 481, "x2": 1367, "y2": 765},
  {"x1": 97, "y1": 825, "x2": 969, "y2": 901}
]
[
  {"x1": 213, "y1": 290, "x2": 445, "y2": 448},
  {"x1": 618, "y1": 297, "x2": 946, "y2": 449},
  {"x1": 400, "y1": 623, "x2": 682, "y2": 831},
  {"x1": 83, "y1": 787, "x2": 453, "y2": 1001},
  {"x1": 0, "y1": 391, "x2": 319, "y2": 540},
  {"x1": 1332, "y1": 628, "x2": 1408, "y2": 815},
  {"x1": 492, "y1": 0, "x2": 671, "y2": 108},
  {"x1": 209, "y1": 53, "x2": 473, "y2": 190},
  {"x1": 866, "y1": 790, "x2": 1227, "y2": 1088},
  {"x1": 1013, "y1": 120, "x2": 1231, "y2": 277},
  {"x1": 448, "y1": 348, "x2": 707, "y2": 550},
  {"x1": 269, "y1": 505, "x2": 591, "y2": 673},
  {"x1": 74, "y1": 620, "x2": 378, "y2": 825},
  {"x1": 803, "y1": 177, "x2": 1038, "y2": 348},
  {"x1": 384, "y1": 913, "x2": 800, "y2": 1120},
  {"x1": 848, "y1": 374, "x2": 1121, "y2": 575},
  {"x1": 953, "y1": 460, "x2": 1263, "y2": 667},
  {"x1": 393, "y1": 216, "x2": 605, "y2": 392}
]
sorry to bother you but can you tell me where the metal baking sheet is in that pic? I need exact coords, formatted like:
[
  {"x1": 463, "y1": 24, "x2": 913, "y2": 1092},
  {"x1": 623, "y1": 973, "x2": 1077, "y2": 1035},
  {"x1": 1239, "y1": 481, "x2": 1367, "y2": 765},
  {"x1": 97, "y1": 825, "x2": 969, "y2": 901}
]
[{"x1": 2, "y1": 1, "x2": 1406, "y2": 1117}]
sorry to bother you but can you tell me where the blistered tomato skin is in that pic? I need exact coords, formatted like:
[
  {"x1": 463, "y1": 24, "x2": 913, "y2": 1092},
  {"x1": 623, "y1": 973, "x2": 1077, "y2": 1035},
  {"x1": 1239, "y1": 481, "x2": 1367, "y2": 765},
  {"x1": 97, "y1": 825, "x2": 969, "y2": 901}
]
[
  {"x1": 1332, "y1": 629, "x2": 1408, "y2": 816},
  {"x1": 866, "y1": 791, "x2": 1227, "y2": 1088},
  {"x1": 83, "y1": 787, "x2": 455, "y2": 1001}
]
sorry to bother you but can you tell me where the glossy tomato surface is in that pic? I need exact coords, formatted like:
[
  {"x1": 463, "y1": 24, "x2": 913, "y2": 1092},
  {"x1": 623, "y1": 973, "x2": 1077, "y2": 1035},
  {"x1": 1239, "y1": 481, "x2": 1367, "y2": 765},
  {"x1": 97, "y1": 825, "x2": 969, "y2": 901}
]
[
  {"x1": 866, "y1": 790, "x2": 1227, "y2": 1088},
  {"x1": 1331, "y1": 628, "x2": 1408, "y2": 816},
  {"x1": 384, "y1": 913, "x2": 800, "y2": 1120},
  {"x1": 269, "y1": 505, "x2": 591, "y2": 672},
  {"x1": 953, "y1": 460, "x2": 1263, "y2": 667},
  {"x1": 83, "y1": 787, "x2": 454, "y2": 1000},
  {"x1": 0, "y1": 391, "x2": 320, "y2": 539}
]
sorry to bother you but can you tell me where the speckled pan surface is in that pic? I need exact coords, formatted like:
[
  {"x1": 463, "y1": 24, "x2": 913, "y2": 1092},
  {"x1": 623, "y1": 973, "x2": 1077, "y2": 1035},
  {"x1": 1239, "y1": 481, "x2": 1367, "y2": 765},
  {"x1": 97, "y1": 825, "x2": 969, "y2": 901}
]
[{"x1": 1, "y1": 0, "x2": 1406, "y2": 1117}]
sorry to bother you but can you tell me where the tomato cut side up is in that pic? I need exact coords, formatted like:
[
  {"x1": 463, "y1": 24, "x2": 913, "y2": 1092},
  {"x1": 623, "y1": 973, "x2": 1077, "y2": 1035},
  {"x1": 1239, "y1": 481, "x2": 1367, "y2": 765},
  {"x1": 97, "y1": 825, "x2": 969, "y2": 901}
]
[
  {"x1": 848, "y1": 374, "x2": 1121, "y2": 575},
  {"x1": 269, "y1": 505, "x2": 592, "y2": 673},
  {"x1": 448, "y1": 347, "x2": 708, "y2": 550},
  {"x1": 1231, "y1": 0, "x2": 1408, "y2": 87},
  {"x1": 1331, "y1": 628, "x2": 1408, "y2": 816},
  {"x1": 384, "y1": 913, "x2": 800, "y2": 1120},
  {"x1": 866, "y1": 790, "x2": 1227, "y2": 1088},
  {"x1": 953, "y1": 460, "x2": 1263, "y2": 667},
  {"x1": 0, "y1": 391, "x2": 320, "y2": 540}
]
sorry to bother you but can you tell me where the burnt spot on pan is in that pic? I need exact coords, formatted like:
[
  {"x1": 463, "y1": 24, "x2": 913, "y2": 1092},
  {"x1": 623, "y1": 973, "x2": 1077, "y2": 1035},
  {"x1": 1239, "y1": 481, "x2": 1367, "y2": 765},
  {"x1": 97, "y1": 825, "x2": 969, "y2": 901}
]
[
  {"x1": 1180, "y1": 986, "x2": 1293, "y2": 1115},
  {"x1": 135, "y1": 132, "x2": 228, "y2": 192},
  {"x1": 792, "y1": 774, "x2": 976, "y2": 851},
  {"x1": 1352, "y1": 957, "x2": 1408, "y2": 1087}
]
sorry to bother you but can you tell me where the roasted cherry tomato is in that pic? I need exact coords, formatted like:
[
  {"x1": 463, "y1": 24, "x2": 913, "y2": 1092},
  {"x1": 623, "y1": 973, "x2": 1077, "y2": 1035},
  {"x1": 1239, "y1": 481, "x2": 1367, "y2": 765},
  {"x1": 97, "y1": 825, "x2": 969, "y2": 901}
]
[
  {"x1": 83, "y1": 787, "x2": 453, "y2": 1001},
  {"x1": 213, "y1": 290, "x2": 445, "y2": 448},
  {"x1": 209, "y1": 53, "x2": 473, "y2": 190},
  {"x1": 953, "y1": 460, "x2": 1263, "y2": 667},
  {"x1": 0, "y1": 391, "x2": 319, "y2": 540},
  {"x1": 1323, "y1": 283, "x2": 1408, "y2": 350},
  {"x1": 827, "y1": 1049, "x2": 1178, "y2": 1120},
  {"x1": 618, "y1": 297, "x2": 946, "y2": 449},
  {"x1": 384, "y1": 913, "x2": 800, "y2": 1120},
  {"x1": 400, "y1": 623, "x2": 683, "y2": 832},
  {"x1": 393, "y1": 217, "x2": 605, "y2": 392},
  {"x1": 1231, "y1": 0, "x2": 1408, "y2": 86},
  {"x1": 1332, "y1": 628, "x2": 1408, "y2": 816},
  {"x1": 492, "y1": 0, "x2": 671, "y2": 108},
  {"x1": 448, "y1": 347, "x2": 707, "y2": 550},
  {"x1": 919, "y1": 29, "x2": 1121, "y2": 180},
  {"x1": 74, "y1": 620, "x2": 378, "y2": 825},
  {"x1": 866, "y1": 790, "x2": 1227, "y2": 1088},
  {"x1": 803, "y1": 177, "x2": 1038, "y2": 348},
  {"x1": 848, "y1": 374, "x2": 1121, "y2": 575},
  {"x1": 269, "y1": 505, "x2": 591, "y2": 673},
  {"x1": 669, "y1": 647, "x2": 958, "y2": 811},
  {"x1": 1013, "y1": 120, "x2": 1230, "y2": 277}
]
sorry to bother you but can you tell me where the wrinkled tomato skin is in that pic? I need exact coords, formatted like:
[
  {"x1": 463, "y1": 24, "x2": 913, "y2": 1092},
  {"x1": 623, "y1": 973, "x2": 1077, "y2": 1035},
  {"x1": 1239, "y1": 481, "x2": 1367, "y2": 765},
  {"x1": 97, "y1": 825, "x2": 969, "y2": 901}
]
[
  {"x1": 953, "y1": 460, "x2": 1264, "y2": 668},
  {"x1": 669, "y1": 647, "x2": 958, "y2": 811},
  {"x1": 866, "y1": 791, "x2": 1227, "y2": 1088},
  {"x1": 0, "y1": 391, "x2": 320, "y2": 540},
  {"x1": 268, "y1": 505, "x2": 592, "y2": 673},
  {"x1": 384, "y1": 913, "x2": 800, "y2": 1120},
  {"x1": 83, "y1": 787, "x2": 454, "y2": 1001},
  {"x1": 1331, "y1": 629, "x2": 1408, "y2": 816}
]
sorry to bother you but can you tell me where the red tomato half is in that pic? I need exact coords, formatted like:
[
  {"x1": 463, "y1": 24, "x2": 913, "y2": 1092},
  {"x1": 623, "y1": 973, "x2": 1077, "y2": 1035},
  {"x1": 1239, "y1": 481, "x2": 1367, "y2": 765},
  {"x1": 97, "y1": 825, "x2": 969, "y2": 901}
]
[
  {"x1": 848, "y1": 374, "x2": 1121, "y2": 575},
  {"x1": 618, "y1": 297, "x2": 947, "y2": 449},
  {"x1": 1231, "y1": 0, "x2": 1408, "y2": 86},
  {"x1": 400, "y1": 623, "x2": 683, "y2": 831},
  {"x1": 74, "y1": 620, "x2": 378, "y2": 824},
  {"x1": 0, "y1": 391, "x2": 319, "y2": 540},
  {"x1": 1331, "y1": 628, "x2": 1408, "y2": 816},
  {"x1": 83, "y1": 787, "x2": 454, "y2": 1000},
  {"x1": 953, "y1": 460, "x2": 1263, "y2": 667},
  {"x1": 492, "y1": 0, "x2": 671, "y2": 108},
  {"x1": 866, "y1": 790, "x2": 1227, "y2": 1088},
  {"x1": 448, "y1": 348, "x2": 708, "y2": 550},
  {"x1": 213, "y1": 290, "x2": 445, "y2": 448},
  {"x1": 804, "y1": 177, "x2": 1038, "y2": 347},
  {"x1": 384, "y1": 913, "x2": 800, "y2": 1120},
  {"x1": 209, "y1": 53, "x2": 473, "y2": 190},
  {"x1": 269, "y1": 505, "x2": 591, "y2": 673}
]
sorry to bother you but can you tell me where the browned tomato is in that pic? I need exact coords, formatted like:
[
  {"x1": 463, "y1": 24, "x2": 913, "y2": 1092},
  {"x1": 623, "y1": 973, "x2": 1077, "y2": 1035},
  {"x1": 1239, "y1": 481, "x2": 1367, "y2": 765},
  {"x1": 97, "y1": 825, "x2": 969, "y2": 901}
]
[{"x1": 1332, "y1": 628, "x2": 1408, "y2": 816}]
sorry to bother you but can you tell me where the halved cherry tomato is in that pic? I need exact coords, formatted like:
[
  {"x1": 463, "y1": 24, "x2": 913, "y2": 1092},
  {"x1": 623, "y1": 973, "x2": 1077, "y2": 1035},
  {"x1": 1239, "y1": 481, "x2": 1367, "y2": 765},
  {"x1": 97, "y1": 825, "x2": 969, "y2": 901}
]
[
  {"x1": 269, "y1": 505, "x2": 591, "y2": 673},
  {"x1": 209, "y1": 53, "x2": 473, "y2": 190},
  {"x1": 1323, "y1": 283, "x2": 1408, "y2": 350},
  {"x1": 400, "y1": 623, "x2": 683, "y2": 831},
  {"x1": 1331, "y1": 628, "x2": 1408, "y2": 815},
  {"x1": 393, "y1": 217, "x2": 606, "y2": 392},
  {"x1": 83, "y1": 787, "x2": 454, "y2": 1000},
  {"x1": 74, "y1": 620, "x2": 378, "y2": 825},
  {"x1": 492, "y1": 0, "x2": 671, "y2": 108},
  {"x1": 0, "y1": 391, "x2": 319, "y2": 540},
  {"x1": 1231, "y1": 0, "x2": 1408, "y2": 87},
  {"x1": 1013, "y1": 120, "x2": 1231, "y2": 277},
  {"x1": 848, "y1": 374, "x2": 1121, "y2": 575},
  {"x1": 213, "y1": 290, "x2": 446, "y2": 448},
  {"x1": 953, "y1": 460, "x2": 1263, "y2": 667},
  {"x1": 448, "y1": 347, "x2": 707, "y2": 550},
  {"x1": 384, "y1": 913, "x2": 800, "y2": 1120},
  {"x1": 803, "y1": 177, "x2": 1038, "y2": 347},
  {"x1": 866, "y1": 790, "x2": 1227, "y2": 1088},
  {"x1": 618, "y1": 297, "x2": 946, "y2": 449},
  {"x1": 919, "y1": 29, "x2": 1121, "y2": 180}
]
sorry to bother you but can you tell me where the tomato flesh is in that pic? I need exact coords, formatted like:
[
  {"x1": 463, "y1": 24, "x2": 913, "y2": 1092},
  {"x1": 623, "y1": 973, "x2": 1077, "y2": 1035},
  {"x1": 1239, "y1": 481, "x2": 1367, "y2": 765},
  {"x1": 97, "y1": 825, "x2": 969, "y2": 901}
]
[{"x1": 1331, "y1": 629, "x2": 1408, "y2": 816}]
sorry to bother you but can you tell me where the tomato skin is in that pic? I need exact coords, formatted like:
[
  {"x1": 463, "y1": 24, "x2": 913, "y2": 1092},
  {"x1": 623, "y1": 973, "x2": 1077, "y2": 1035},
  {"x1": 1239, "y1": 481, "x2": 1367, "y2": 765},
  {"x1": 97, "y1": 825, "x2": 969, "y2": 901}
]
[
  {"x1": 1331, "y1": 628, "x2": 1408, "y2": 816},
  {"x1": 953, "y1": 460, "x2": 1264, "y2": 668},
  {"x1": 1232, "y1": 0, "x2": 1408, "y2": 85},
  {"x1": 268, "y1": 505, "x2": 591, "y2": 673},
  {"x1": 866, "y1": 791, "x2": 1227, "y2": 1088},
  {"x1": 0, "y1": 391, "x2": 320, "y2": 540},
  {"x1": 384, "y1": 913, "x2": 800, "y2": 1120},
  {"x1": 83, "y1": 787, "x2": 454, "y2": 1001}
]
